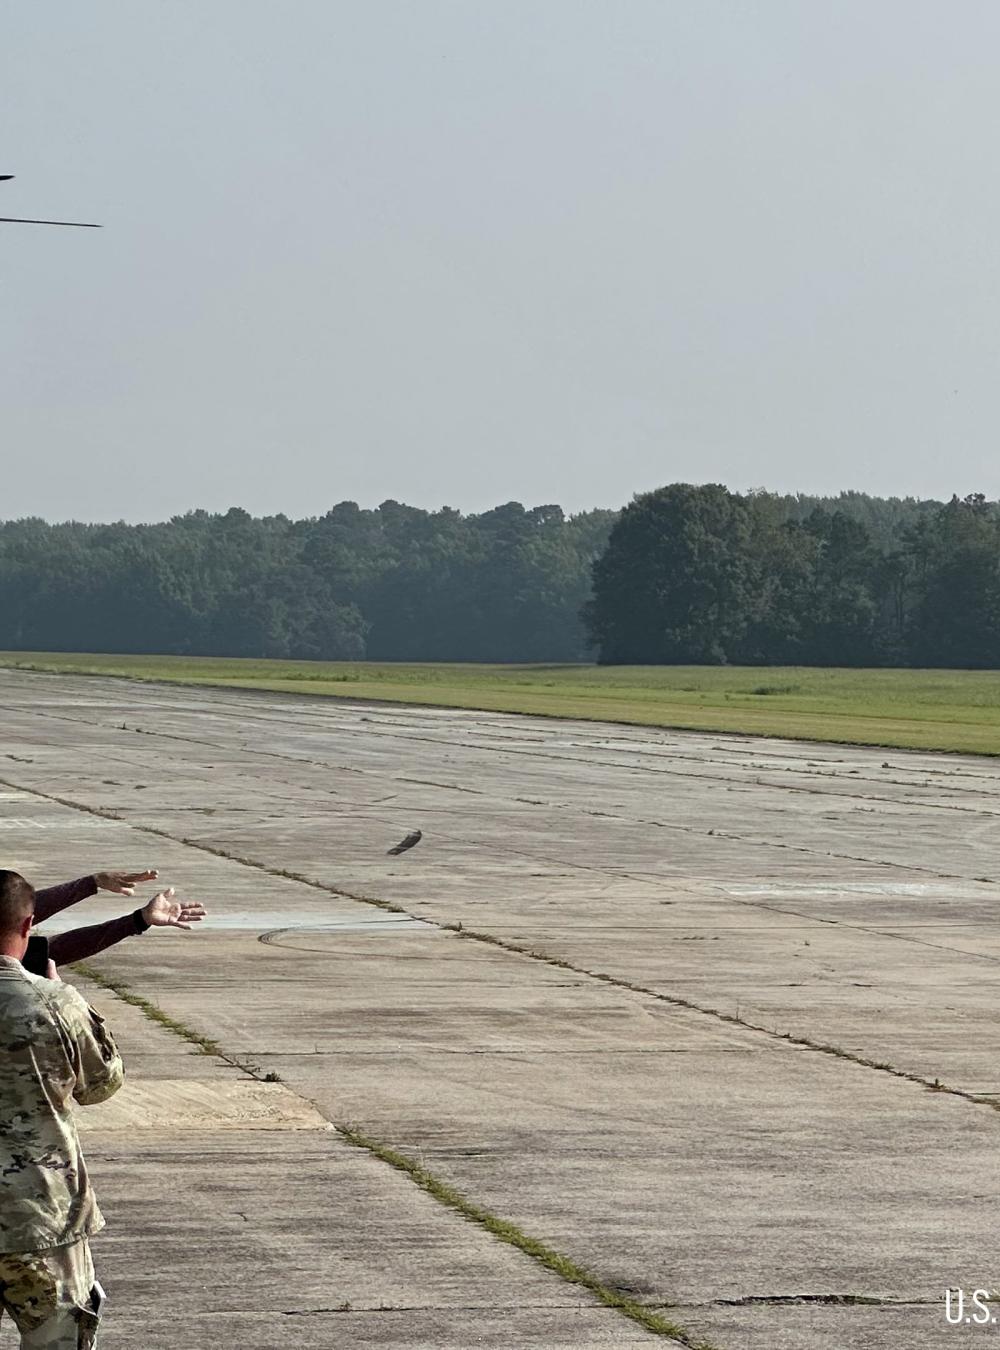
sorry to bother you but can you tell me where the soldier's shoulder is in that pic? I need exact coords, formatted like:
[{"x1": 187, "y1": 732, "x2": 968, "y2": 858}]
[
  {"x1": 31, "y1": 977, "x2": 93, "y2": 1024},
  {"x1": 0, "y1": 974, "x2": 77, "y2": 1046},
  {"x1": 43, "y1": 985, "x2": 118, "y2": 1063}
]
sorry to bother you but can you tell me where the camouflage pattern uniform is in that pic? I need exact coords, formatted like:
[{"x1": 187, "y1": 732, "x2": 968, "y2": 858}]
[{"x1": 0, "y1": 955, "x2": 123, "y2": 1347}]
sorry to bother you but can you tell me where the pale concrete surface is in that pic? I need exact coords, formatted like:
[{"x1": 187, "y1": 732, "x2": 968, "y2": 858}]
[
  {"x1": 75, "y1": 972, "x2": 661, "y2": 1350},
  {"x1": 1, "y1": 670, "x2": 1000, "y2": 1346}
]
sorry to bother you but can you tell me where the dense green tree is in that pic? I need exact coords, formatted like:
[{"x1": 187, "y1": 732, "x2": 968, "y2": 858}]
[
  {"x1": 905, "y1": 494, "x2": 1000, "y2": 667},
  {"x1": 584, "y1": 486, "x2": 999, "y2": 668},
  {"x1": 740, "y1": 500, "x2": 817, "y2": 663},
  {"x1": 797, "y1": 510, "x2": 881, "y2": 665},
  {"x1": 586, "y1": 484, "x2": 753, "y2": 663}
]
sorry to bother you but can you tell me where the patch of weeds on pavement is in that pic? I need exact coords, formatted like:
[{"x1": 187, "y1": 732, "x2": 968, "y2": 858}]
[
  {"x1": 336, "y1": 1124, "x2": 718, "y2": 1348},
  {"x1": 75, "y1": 964, "x2": 290, "y2": 1089}
]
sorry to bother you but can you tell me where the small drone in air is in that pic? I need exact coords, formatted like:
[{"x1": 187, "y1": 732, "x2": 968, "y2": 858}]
[{"x1": 0, "y1": 176, "x2": 100, "y2": 228}]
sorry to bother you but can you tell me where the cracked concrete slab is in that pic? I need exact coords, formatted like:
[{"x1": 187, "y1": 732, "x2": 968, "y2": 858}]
[
  {"x1": 78, "y1": 973, "x2": 664, "y2": 1349},
  {"x1": 2, "y1": 669, "x2": 1000, "y2": 1345},
  {"x1": 667, "y1": 1301, "x2": 980, "y2": 1349},
  {"x1": 103, "y1": 1309, "x2": 665, "y2": 1350}
]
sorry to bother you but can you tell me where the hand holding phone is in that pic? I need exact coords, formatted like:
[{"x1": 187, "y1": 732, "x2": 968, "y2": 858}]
[{"x1": 22, "y1": 934, "x2": 49, "y2": 977}]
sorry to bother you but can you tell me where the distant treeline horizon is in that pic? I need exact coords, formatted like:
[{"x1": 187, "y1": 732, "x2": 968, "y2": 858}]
[{"x1": 0, "y1": 487, "x2": 995, "y2": 667}]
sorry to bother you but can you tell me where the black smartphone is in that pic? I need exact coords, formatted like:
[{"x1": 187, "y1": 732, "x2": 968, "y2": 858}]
[{"x1": 23, "y1": 934, "x2": 49, "y2": 977}]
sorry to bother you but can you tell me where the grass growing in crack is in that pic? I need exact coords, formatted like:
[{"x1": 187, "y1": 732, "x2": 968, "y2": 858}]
[
  {"x1": 22, "y1": 765, "x2": 1000, "y2": 1122},
  {"x1": 36, "y1": 762, "x2": 1000, "y2": 1120},
  {"x1": 0, "y1": 773, "x2": 409, "y2": 918},
  {"x1": 434, "y1": 924, "x2": 1000, "y2": 1118},
  {"x1": 75, "y1": 966, "x2": 287, "y2": 1088},
  {"x1": 71, "y1": 958, "x2": 715, "y2": 1347},
  {"x1": 336, "y1": 1124, "x2": 716, "y2": 1348},
  {"x1": 106, "y1": 820, "x2": 409, "y2": 916},
  {"x1": 73, "y1": 963, "x2": 221, "y2": 1056}
]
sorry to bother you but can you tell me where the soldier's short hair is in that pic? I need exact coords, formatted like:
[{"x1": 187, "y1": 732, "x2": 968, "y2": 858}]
[{"x1": 0, "y1": 870, "x2": 35, "y2": 936}]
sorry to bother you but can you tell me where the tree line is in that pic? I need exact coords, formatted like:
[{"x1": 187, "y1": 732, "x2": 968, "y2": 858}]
[
  {"x1": 0, "y1": 501, "x2": 614, "y2": 662},
  {"x1": 0, "y1": 487, "x2": 995, "y2": 667},
  {"x1": 586, "y1": 484, "x2": 998, "y2": 667}
]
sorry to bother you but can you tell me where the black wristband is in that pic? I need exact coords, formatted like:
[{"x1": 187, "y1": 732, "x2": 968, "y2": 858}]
[{"x1": 132, "y1": 907, "x2": 150, "y2": 935}]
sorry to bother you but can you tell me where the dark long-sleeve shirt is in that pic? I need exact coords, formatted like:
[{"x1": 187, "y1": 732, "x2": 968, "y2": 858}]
[
  {"x1": 35, "y1": 877, "x2": 98, "y2": 923},
  {"x1": 34, "y1": 877, "x2": 144, "y2": 965}
]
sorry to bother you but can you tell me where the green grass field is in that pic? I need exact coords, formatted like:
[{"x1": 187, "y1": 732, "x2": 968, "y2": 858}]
[{"x1": 3, "y1": 651, "x2": 1000, "y2": 756}]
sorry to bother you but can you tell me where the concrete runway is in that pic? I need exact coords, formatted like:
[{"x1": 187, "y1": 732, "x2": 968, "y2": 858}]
[{"x1": 2, "y1": 668, "x2": 999, "y2": 1347}]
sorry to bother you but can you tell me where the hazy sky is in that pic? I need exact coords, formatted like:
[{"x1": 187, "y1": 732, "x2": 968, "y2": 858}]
[{"x1": 4, "y1": 2, "x2": 1000, "y2": 522}]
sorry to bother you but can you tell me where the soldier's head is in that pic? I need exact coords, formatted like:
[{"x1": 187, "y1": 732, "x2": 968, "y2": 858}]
[{"x1": 0, "y1": 870, "x2": 35, "y2": 959}]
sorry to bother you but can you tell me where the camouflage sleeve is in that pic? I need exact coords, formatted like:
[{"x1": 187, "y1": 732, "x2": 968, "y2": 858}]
[{"x1": 53, "y1": 985, "x2": 125, "y2": 1106}]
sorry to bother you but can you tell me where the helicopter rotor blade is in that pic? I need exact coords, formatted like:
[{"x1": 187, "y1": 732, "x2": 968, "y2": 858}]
[{"x1": 0, "y1": 216, "x2": 100, "y2": 228}]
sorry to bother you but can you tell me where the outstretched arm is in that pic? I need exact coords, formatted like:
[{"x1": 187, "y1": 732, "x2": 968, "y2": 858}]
[
  {"x1": 34, "y1": 869, "x2": 158, "y2": 924},
  {"x1": 35, "y1": 876, "x2": 97, "y2": 924},
  {"x1": 50, "y1": 913, "x2": 145, "y2": 965},
  {"x1": 49, "y1": 889, "x2": 206, "y2": 965}
]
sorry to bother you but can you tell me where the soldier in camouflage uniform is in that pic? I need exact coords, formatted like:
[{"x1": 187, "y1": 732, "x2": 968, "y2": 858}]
[{"x1": 0, "y1": 871, "x2": 124, "y2": 1348}]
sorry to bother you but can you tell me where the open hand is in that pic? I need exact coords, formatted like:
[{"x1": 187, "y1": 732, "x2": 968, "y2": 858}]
[
  {"x1": 141, "y1": 889, "x2": 206, "y2": 931},
  {"x1": 93, "y1": 869, "x2": 159, "y2": 896}
]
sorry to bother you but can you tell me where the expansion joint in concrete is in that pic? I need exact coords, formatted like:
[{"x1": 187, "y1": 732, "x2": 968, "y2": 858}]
[
  {"x1": 443, "y1": 923, "x2": 1000, "y2": 1119},
  {"x1": 75, "y1": 963, "x2": 719, "y2": 1350},
  {"x1": 17, "y1": 767, "x2": 1000, "y2": 1126},
  {"x1": 698, "y1": 1293, "x2": 926, "y2": 1308}
]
